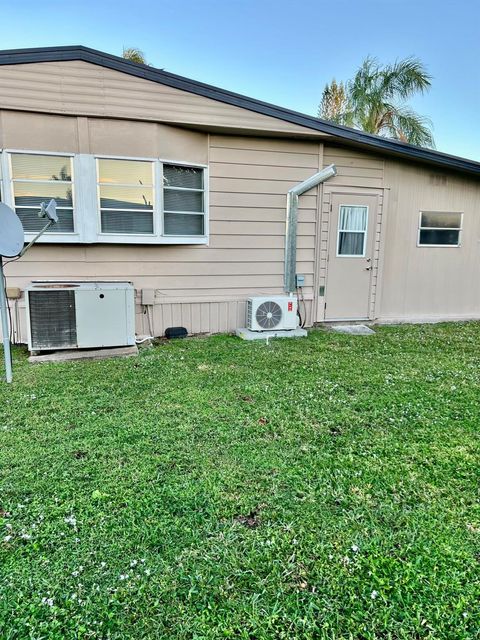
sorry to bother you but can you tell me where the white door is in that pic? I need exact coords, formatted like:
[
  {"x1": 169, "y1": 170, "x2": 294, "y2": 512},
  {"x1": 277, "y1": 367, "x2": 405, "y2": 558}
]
[{"x1": 324, "y1": 193, "x2": 377, "y2": 321}]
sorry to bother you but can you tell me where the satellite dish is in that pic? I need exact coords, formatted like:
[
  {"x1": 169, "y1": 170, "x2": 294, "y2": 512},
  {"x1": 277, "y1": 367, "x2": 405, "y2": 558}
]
[{"x1": 0, "y1": 203, "x2": 24, "y2": 257}]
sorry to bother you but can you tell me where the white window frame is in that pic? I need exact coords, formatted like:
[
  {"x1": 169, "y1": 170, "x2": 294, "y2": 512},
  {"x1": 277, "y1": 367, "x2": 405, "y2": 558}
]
[
  {"x1": 96, "y1": 157, "x2": 157, "y2": 239},
  {"x1": 417, "y1": 211, "x2": 463, "y2": 248},
  {"x1": 336, "y1": 204, "x2": 369, "y2": 258},
  {"x1": 0, "y1": 150, "x2": 209, "y2": 245},
  {"x1": 163, "y1": 162, "x2": 206, "y2": 237},
  {"x1": 2, "y1": 149, "x2": 80, "y2": 243}
]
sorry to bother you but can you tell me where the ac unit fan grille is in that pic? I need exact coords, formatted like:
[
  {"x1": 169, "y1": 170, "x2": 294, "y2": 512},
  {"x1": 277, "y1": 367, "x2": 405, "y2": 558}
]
[
  {"x1": 255, "y1": 300, "x2": 283, "y2": 329},
  {"x1": 29, "y1": 290, "x2": 77, "y2": 349}
]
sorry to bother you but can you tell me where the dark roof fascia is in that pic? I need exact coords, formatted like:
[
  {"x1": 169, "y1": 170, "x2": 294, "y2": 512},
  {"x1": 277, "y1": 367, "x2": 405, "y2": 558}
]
[{"x1": 1, "y1": 45, "x2": 479, "y2": 177}]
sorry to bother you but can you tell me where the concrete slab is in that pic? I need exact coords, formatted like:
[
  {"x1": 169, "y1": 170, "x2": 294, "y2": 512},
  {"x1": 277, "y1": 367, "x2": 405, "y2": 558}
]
[
  {"x1": 236, "y1": 327, "x2": 308, "y2": 340},
  {"x1": 331, "y1": 324, "x2": 375, "y2": 335},
  {"x1": 29, "y1": 345, "x2": 139, "y2": 364}
]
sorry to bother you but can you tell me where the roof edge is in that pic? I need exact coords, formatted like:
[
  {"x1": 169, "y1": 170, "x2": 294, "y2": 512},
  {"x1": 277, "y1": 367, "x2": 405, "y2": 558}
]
[{"x1": 0, "y1": 45, "x2": 479, "y2": 176}]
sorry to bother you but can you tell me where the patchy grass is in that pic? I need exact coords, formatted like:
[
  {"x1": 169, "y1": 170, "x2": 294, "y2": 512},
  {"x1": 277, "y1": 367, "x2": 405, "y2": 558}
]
[{"x1": 1, "y1": 324, "x2": 480, "y2": 639}]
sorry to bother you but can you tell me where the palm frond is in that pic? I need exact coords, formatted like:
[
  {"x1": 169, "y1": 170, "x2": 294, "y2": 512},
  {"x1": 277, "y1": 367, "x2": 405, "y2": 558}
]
[{"x1": 381, "y1": 57, "x2": 432, "y2": 100}]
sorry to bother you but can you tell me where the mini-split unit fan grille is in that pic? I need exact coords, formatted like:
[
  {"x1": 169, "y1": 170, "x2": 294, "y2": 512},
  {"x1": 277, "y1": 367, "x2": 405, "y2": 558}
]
[{"x1": 255, "y1": 300, "x2": 283, "y2": 329}]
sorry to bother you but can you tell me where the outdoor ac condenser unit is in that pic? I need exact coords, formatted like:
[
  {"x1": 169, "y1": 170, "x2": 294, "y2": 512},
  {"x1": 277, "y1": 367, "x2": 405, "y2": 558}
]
[
  {"x1": 246, "y1": 296, "x2": 298, "y2": 332},
  {"x1": 25, "y1": 281, "x2": 135, "y2": 352}
]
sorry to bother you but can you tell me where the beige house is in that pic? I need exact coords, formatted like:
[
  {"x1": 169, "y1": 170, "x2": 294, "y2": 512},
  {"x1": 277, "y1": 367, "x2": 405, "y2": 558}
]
[{"x1": 1, "y1": 45, "x2": 480, "y2": 342}]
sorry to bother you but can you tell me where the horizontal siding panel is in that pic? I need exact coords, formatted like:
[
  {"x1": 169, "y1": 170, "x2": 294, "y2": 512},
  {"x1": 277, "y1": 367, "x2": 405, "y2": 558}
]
[
  {"x1": 210, "y1": 192, "x2": 316, "y2": 209},
  {"x1": 210, "y1": 234, "x2": 315, "y2": 249},
  {"x1": 209, "y1": 147, "x2": 319, "y2": 168},
  {"x1": 209, "y1": 162, "x2": 321, "y2": 182},
  {"x1": 211, "y1": 220, "x2": 315, "y2": 236},
  {"x1": 327, "y1": 175, "x2": 383, "y2": 188},
  {"x1": 210, "y1": 177, "x2": 319, "y2": 195},
  {"x1": 210, "y1": 135, "x2": 322, "y2": 154},
  {"x1": 210, "y1": 207, "x2": 316, "y2": 223},
  {"x1": 19, "y1": 246, "x2": 314, "y2": 263},
  {"x1": 7, "y1": 260, "x2": 312, "y2": 278}
]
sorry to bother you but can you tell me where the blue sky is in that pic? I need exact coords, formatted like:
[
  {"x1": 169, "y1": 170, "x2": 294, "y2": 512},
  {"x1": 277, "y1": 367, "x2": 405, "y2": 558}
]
[{"x1": 2, "y1": 0, "x2": 479, "y2": 159}]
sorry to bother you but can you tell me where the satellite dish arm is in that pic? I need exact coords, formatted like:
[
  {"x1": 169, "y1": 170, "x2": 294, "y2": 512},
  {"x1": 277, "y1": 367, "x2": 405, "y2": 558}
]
[
  {"x1": 19, "y1": 218, "x2": 56, "y2": 257},
  {"x1": 18, "y1": 199, "x2": 58, "y2": 257}
]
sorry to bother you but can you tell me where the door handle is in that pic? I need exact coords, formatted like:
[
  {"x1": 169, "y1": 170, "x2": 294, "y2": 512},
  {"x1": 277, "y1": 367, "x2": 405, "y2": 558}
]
[{"x1": 365, "y1": 266, "x2": 372, "y2": 271}]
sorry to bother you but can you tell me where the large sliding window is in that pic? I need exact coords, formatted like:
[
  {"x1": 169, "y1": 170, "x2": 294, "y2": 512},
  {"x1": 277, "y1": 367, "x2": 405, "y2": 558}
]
[
  {"x1": 97, "y1": 159, "x2": 155, "y2": 235},
  {"x1": 10, "y1": 153, "x2": 74, "y2": 233}
]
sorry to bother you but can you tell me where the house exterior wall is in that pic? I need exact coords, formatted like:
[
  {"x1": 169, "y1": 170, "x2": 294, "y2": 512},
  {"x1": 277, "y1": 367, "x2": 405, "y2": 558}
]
[
  {"x1": 379, "y1": 160, "x2": 480, "y2": 322},
  {"x1": 1, "y1": 57, "x2": 480, "y2": 343},
  {"x1": 0, "y1": 60, "x2": 327, "y2": 137},
  {"x1": 1, "y1": 110, "x2": 324, "y2": 340}
]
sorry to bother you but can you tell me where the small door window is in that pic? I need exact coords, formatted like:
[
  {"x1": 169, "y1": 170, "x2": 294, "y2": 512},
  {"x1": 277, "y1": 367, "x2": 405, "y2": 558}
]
[{"x1": 337, "y1": 205, "x2": 368, "y2": 256}]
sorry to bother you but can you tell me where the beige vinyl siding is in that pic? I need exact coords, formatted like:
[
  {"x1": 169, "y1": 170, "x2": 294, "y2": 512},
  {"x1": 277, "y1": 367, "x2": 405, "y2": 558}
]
[
  {"x1": 379, "y1": 160, "x2": 480, "y2": 322},
  {"x1": 0, "y1": 60, "x2": 327, "y2": 137},
  {"x1": 3, "y1": 122, "x2": 323, "y2": 338}
]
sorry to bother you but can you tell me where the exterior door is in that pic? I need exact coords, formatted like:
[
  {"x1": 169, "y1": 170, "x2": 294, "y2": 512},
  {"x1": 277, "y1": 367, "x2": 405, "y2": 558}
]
[{"x1": 325, "y1": 193, "x2": 377, "y2": 320}]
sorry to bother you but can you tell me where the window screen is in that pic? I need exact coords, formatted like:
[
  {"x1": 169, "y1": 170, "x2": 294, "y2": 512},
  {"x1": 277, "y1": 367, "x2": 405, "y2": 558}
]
[
  {"x1": 418, "y1": 212, "x2": 462, "y2": 246},
  {"x1": 163, "y1": 165, "x2": 205, "y2": 236},
  {"x1": 11, "y1": 154, "x2": 74, "y2": 232},
  {"x1": 337, "y1": 205, "x2": 368, "y2": 256},
  {"x1": 98, "y1": 159, "x2": 154, "y2": 234}
]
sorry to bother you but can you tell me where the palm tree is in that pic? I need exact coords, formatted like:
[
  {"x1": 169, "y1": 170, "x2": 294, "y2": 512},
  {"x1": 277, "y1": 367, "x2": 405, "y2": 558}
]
[
  {"x1": 122, "y1": 47, "x2": 148, "y2": 65},
  {"x1": 318, "y1": 57, "x2": 434, "y2": 147},
  {"x1": 319, "y1": 79, "x2": 349, "y2": 125}
]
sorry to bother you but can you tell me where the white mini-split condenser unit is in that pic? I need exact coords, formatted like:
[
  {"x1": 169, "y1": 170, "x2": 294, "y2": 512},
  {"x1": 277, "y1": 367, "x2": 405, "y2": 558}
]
[
  {"x1": 25, "y1": 281, "x2": 135, "y2": 352},
  {"x1": 246, "y1": 296, "x2": 298, "y2": 332}
]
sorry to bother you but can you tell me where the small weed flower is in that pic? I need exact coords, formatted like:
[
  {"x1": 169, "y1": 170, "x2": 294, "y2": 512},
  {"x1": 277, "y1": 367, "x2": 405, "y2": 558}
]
[
  {"x1": 371, "y1": 590, "x2": 379, "y2": 600},
  {"x1": 351, "y1": 544, "x2": 359, "y2": 553},
  {"x1": 64, "y1": 515, "x2": 77, "y2": 527},
  {"x1": 41, "y1": 597, "x2": 54, "y2": 607}
]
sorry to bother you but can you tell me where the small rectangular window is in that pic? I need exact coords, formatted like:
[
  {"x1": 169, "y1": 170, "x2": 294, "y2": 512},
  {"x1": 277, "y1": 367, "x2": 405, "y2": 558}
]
[
  {"x1": 163, "y1": 164, "x2": 205, "y2": 236},
  {"x1": 97, "y1": 159, "x2": 154, "y2": 234},
  {"x1": 11, "y1": 153, "x2": 74, "y2": 232},
  {"x1": 418, "y1": 211, "x2": 462, "y2": 246},
  {"x1": 337, "y1": 205, "x2": 368, "y2": 256}
]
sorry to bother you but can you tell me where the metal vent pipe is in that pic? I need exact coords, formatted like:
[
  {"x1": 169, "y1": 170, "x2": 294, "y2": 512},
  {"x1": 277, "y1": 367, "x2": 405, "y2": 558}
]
[{"x1": 284, "y1": 164, "x2": 337, "y2": 293}]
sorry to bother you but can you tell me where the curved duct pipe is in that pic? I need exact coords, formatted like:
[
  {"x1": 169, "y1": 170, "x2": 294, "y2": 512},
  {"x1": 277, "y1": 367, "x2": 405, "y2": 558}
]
[{"x1": 284, "y1": 163, "x2": 337, "y2": 293}]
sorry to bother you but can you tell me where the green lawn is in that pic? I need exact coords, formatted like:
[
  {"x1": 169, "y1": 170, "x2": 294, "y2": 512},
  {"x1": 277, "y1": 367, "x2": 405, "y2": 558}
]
[{"x1": 1, "y1": 324, "x2": 479, "y2": 639}]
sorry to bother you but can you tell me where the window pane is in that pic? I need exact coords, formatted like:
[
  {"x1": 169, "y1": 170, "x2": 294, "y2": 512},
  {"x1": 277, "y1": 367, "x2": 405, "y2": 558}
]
[
  {"x1": 98, "y1": 159, "x2": 153, "y2": 186},
  {"x1": 14, "y1": 182, "x2": 73, "y2": 208},
  {"x1": 101, "y1": 210, "x2": 154, "y2": 234},
  {"x1": 338, "y1": 231, "x2": 365, "y2": 255},
  {"x1": 164, "y1": 213, "x2": 204, "y2": 236},
  {"x1": 12, "y1": 154, "x2": 72, "y2": 181},
  {"x1": 164, "y1": 189, "x2": 203, "y2": 212},
  {"x1": 17, "y1": 208, "x2": 74, "y2": 233},
  {"x1": 419, "y1": 229, "x2": 460, "y2": 245},
  {"x1": 100, "y1": 185, "x2": 153, "y2": 210},
  {"x1": 339, "y1": 206, "x2": 367, "y2": 231},
  {"x1": 164, "y1": 165, "x2": 203, "y2": 189},
  {"x1": 421, "y1": 212, "x2": 461, "y2": 229}
]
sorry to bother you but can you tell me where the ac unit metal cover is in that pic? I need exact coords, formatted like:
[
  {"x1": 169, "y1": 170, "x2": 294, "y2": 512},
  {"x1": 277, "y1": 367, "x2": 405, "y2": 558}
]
[
  {"x1": 246, "y1": 296, "x2": 298, "y2": 332},
  {"x1": 25, "y1": 281, "x2": 135, "y2": 352}
]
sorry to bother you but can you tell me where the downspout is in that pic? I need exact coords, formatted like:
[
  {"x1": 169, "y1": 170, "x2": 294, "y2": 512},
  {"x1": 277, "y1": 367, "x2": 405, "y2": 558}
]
[{"x1": 284, "y1": 164, "x2": 337, "y2": 293}]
